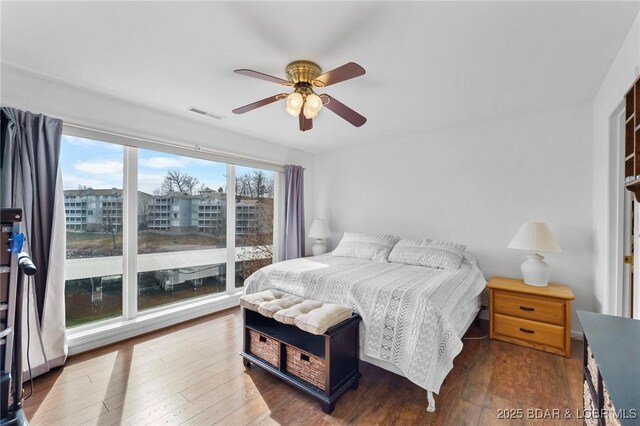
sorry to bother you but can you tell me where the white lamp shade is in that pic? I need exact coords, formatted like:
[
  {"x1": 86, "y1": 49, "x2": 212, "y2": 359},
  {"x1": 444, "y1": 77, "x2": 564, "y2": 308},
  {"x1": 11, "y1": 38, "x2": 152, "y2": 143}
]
[
  {"x1": 285, "y1": 92, "x2": 303, "y2": 116},
  {"x1": 508, "y1": 222, "x2": 562, "y2": 253},
  {"x1": 303, "y1": 93, "x2": 323, "y2": 119},
  {"x1": 307, "y1": 219, "x2": 332, "y2": 239}
]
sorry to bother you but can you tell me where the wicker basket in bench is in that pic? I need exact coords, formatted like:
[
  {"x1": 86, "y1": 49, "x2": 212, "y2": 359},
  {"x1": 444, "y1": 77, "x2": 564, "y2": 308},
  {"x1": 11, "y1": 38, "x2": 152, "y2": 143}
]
[
  {"x1": 286, "y1": 345, "x2": 326, "y2": 390},
  {"x1": 249, "y1": 329, "x2": 280, "y2": 368}
]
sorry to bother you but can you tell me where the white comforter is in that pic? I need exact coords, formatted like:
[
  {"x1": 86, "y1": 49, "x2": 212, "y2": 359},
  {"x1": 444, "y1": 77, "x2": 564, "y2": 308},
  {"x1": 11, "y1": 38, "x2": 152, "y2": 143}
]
[{"x1": 243, "y1": 253, "x2": 486, "y2": 396}]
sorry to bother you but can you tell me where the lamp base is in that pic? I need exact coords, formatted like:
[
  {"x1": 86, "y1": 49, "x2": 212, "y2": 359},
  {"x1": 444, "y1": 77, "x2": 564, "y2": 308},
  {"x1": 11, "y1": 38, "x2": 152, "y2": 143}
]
[
  {"x1": 312, "y1": 239, "x2": 327, "y2": 256},
  {"x1": 520, "y1": 253, "x2": 551, "y2": 287}
]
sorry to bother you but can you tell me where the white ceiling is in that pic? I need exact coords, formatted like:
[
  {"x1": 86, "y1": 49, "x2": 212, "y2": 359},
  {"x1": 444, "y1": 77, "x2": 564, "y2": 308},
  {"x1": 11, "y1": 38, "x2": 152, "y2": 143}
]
[{"x1": 1, "y1": 1, "x2": 638, "y2": 153}]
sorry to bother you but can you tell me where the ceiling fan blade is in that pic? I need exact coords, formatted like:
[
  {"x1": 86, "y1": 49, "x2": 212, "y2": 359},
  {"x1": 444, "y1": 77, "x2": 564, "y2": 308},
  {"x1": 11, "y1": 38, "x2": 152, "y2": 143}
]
[
  {"x1": 299, "y1": 111, "x2": 313, "y2": 132},
  {"x1": 313, "y1": 62, "x2": 365, "y2": 87},
  {"x1": 234, "y1": 69, "x2": 292, "y2": 86},
  {"x1": 320, "y1": 95, "x2": 367, "y2": 127},
  {"x1": 232, "y1": 94, "x2": 287, "y2": 114}
]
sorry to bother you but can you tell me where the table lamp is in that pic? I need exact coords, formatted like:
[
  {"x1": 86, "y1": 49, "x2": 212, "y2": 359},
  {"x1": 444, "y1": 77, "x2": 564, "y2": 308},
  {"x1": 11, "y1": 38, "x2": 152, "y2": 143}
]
[
  {"x1": 308, "y1": 219, "x2": 332, "y2": 256},
  {"x1": 508, "y1": 222, "x2": 562, "y2": 287}
]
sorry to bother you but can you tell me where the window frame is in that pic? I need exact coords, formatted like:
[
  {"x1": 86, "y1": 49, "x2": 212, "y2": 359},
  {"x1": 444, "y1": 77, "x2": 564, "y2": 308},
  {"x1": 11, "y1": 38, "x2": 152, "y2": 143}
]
[{"x1": 62, "y1": 125, "x2": 282, "y2": 352}]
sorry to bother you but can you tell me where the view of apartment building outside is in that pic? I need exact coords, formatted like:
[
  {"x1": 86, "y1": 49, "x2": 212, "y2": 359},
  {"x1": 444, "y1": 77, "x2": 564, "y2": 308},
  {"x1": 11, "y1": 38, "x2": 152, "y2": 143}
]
[
  {"x1": 64, "y1": 188, "x2": 152, "y2": 233},
  {"x1": 64, "y1": 189, "x2": 267, "y2": 237}
]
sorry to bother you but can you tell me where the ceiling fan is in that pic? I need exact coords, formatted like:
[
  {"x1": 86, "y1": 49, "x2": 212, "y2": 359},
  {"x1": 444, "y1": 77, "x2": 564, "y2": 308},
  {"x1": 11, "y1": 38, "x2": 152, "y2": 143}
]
[{"x1": 232, "y1": 60, "x2": 367, "y2": 132}]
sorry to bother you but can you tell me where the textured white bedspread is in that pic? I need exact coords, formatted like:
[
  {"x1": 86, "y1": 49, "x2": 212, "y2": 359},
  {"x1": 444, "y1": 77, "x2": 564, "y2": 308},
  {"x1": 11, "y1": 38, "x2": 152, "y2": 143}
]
[{"x1": 243, "y1": 253, "x2": 486, "y2": 395}]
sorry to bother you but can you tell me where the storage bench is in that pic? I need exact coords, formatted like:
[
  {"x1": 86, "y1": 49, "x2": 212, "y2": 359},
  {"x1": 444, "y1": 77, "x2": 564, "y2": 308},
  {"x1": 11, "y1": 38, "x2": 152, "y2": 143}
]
[{"x1": 240, "y1": 307, "x2": 361, "y2": 413}]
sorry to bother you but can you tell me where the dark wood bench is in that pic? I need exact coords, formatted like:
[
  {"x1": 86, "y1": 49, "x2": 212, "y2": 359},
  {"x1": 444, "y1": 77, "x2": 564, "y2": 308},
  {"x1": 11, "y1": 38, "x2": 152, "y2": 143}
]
[{"x1": 240, "y1": 307, "x2": 361, "y2": 413}]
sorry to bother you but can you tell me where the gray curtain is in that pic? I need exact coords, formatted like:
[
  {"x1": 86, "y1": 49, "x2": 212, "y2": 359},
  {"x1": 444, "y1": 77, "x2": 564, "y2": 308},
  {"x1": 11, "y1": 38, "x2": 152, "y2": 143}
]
[
  {"x1": 284, "y1": 165, "x2": 305, "y2": 260},
  {"x1": 1, "y1": 107, "x2": 62, "y2": 324}
]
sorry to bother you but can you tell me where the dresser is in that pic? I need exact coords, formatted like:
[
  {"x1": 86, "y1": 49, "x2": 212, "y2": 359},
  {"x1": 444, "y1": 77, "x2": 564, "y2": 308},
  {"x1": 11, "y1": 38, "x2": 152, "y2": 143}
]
[
  {"x1": 578, "y1": 311, "x2": 640, "y2": 426},
  {"x1": 487, "y1": 276, "x2": 574, "y2": 357}
]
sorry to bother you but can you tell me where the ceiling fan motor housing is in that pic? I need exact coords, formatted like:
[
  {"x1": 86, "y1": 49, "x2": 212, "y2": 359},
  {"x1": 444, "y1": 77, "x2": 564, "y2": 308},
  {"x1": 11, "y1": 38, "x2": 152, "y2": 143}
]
[{"x1": 286, "y1": 60, "x2": 323, "y2": 85}]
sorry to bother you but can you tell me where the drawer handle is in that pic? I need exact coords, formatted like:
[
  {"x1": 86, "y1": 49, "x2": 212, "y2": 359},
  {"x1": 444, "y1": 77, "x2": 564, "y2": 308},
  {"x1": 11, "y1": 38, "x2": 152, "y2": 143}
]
[
  {"x1": 519, "y1": 306, "x2": 535, "y2": 312},
  {"x1": 519, "y1": 328, "x2": 535, "y2": 334},
  {"x1": 258, "y1": 335, "x2": 267, "y2": 343},
  {"x1": 300, "y1": 353, "x2": 310, "y2": 362}
]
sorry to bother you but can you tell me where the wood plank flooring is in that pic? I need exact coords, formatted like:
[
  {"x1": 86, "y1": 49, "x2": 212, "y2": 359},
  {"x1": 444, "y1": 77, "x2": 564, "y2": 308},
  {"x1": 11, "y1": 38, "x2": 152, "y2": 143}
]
[{"x1": 22, "y1": 307, "x2": 583, "y2": 425}]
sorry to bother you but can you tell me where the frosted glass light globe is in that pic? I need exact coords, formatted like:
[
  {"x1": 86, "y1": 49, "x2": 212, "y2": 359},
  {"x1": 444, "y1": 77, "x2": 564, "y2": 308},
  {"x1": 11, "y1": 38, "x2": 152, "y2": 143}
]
[
  {"x1": 303, "y1": 93, "x2": 323, "y2": 119},
  {"x1": 285, "y1": 93, "x2": 303, "y2": 116}
]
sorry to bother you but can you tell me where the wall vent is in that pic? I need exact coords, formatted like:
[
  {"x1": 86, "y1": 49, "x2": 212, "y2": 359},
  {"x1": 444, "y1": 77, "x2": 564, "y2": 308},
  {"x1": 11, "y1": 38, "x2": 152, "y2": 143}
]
[{"x1": 188, "y1": 106, "x2": 225, "y2": 120}]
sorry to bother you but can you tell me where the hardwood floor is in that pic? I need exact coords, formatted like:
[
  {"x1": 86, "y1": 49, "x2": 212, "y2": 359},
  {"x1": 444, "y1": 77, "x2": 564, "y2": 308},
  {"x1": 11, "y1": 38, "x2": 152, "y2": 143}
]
[{"x1": 22, "y1": 307, "x2": 583, "y2": 425}]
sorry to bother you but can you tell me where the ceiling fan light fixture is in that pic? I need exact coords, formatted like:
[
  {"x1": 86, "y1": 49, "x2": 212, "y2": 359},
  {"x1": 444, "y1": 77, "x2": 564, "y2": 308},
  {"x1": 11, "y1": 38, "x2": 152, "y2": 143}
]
[
  {"x1": 303, "y1": 93, "x2": 323, "y2": 119},
  {"x1": 285, "y1": 92, "x2": 303, "y2": 116},
  {"x1": 233, "y1": 60, "x2": 367, "y2": 131}
]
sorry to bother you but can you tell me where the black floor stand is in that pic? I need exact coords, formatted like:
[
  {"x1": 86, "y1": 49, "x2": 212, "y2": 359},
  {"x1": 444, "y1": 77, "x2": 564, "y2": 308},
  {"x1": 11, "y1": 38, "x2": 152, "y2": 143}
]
[
  {"x1": 1, "y1": 408, "x2": 27, "y2": 426},
  {"x1": 1, "y1": 209, "x2": 31, "y2": 426}
]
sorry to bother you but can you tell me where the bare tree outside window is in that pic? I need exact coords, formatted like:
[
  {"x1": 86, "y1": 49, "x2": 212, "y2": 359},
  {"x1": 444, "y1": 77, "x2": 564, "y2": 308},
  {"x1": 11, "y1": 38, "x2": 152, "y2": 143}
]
[
  {"x1": 236, "y1": 169, "x2": 275, "y2": 283},
  {"x1": 95, "y1": 206, "x2": 120, "y2": 250},
  {"x1": 235, "y1": 170, "x2": 275, "y2": 199},
  {"x1": 161, "y1": 170, "x2": 201, "y2": 195},
  {"x1": 138, "y1": 196, "x2": 151, "y2": 232},
  {"x1": 236, "y1": 173, "x2": 254, "y2": 198},
  {"x1": 238, "y1": 199, "x2": 274, "y2": 280}
]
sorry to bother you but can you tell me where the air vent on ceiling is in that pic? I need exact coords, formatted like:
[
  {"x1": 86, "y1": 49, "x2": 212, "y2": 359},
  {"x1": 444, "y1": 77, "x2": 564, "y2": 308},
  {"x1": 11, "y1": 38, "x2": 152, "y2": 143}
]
[{"x1": 188, "y1": 106, "x2": 225, "y2": 120}]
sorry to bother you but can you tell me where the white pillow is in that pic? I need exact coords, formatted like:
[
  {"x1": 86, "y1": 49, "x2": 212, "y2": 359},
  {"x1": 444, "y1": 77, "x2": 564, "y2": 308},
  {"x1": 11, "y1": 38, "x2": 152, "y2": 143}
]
[
  {"x1": 387, "y1": 238, "x2": 466, "y2": 270},
  {"x1": 331, "y1": 232, "x2": 400, "y2": 262}
]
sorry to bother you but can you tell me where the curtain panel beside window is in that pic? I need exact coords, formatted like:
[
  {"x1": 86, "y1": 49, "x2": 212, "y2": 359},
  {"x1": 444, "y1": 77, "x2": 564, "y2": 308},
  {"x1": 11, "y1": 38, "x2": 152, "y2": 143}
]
[
  {"x1": 283, "y1": 165, "x2": 305, "y2": 260},
  {"x1": 1, "y1": 106, "x2": 67, "y2": 379}
]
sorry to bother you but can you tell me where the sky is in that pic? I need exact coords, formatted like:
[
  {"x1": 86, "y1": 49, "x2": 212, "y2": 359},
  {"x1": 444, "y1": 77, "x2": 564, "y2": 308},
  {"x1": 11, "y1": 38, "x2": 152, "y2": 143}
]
[{"x1": 60, "y1": 135, "x2": 271, "y2": 195}]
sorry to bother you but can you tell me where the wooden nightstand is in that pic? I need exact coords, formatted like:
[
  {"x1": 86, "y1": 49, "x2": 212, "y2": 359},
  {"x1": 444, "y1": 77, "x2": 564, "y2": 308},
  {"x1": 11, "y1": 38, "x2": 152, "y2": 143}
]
[{"x1": 487, "y1": 276, "x2": 575, "y2": 357}]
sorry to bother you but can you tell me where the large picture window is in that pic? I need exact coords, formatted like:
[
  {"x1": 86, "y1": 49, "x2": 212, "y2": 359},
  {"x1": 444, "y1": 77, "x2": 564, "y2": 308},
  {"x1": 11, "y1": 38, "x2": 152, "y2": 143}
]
[
  {"x1": 61, "y1": 135, "x2": 124, "y2": 327},
  {"x1": 137, "y1": 149, "x2": 228, "y2": 311},
  {"x1": 60, "y1": 133, "x2": 280, "y2": 329}
]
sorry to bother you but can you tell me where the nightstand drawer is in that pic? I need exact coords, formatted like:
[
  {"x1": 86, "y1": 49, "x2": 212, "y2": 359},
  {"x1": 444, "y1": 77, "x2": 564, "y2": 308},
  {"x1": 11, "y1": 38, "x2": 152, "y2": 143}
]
[
  {"x1": 493, "y1": 314, "x2": 565, "y2": 350},
  {"x1": 494, "y1": 291, "x2": 565, "y2": 325}
]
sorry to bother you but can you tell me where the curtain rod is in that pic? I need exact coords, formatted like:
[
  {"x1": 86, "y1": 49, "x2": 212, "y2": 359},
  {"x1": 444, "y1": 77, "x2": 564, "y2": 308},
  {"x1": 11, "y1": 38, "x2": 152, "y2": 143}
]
[{"x1": 63, "y1": 122, "x2": 289, "y2": 171}]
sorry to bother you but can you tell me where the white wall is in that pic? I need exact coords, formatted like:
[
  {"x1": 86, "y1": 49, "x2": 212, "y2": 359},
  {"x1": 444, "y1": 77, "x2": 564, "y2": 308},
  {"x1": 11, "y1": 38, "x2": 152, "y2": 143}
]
[
  {"x1": 1, "y1": 64, "x2": 315, "y2": 256},
  {"x1": 314, "y1": 103, "x2": 593, "y2": 332},
  {"x1": 592, "y1": 13, "x2": 640, "y2": 315}
]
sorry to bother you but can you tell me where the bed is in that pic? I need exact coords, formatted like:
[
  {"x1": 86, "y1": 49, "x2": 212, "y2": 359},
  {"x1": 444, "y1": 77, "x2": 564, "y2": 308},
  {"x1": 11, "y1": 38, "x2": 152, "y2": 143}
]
[{"x1": 243, "y1": 250, "x2": 486, "y2": 411}]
